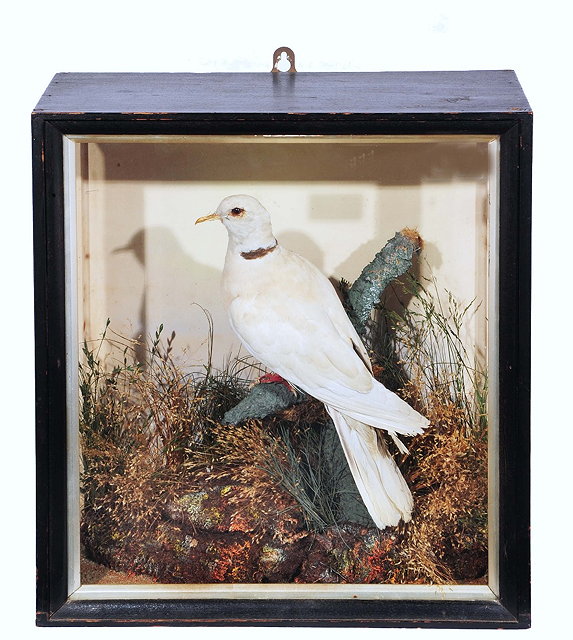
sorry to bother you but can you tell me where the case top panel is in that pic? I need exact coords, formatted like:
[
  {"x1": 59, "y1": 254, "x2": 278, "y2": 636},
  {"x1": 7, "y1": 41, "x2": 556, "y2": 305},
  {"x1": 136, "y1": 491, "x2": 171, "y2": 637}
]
[{"x1": 33, "y1": 70, "x2": 531, "y2": 115}]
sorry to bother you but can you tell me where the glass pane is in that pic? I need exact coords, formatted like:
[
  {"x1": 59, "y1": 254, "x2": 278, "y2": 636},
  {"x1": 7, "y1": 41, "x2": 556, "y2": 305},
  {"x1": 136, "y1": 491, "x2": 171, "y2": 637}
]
[{"x1": 67, "y1": 134, "x2": 498, "y2": 594}]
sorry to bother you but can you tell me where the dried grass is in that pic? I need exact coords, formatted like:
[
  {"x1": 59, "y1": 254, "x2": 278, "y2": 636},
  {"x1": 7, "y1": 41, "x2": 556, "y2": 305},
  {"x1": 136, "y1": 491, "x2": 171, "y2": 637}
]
[
  {"x1": 79, "y1": 316, "x2": 257, "y2": 556},
  {"x1": 370, "y1": 276, "x2": 489, "y2": 584},
  {"x1": 185, "y1": 420, "x2": 306, "y2": 544}
]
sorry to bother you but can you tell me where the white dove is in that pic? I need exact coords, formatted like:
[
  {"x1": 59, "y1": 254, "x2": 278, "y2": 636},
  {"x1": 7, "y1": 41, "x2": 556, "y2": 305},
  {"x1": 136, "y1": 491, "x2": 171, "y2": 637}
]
[{"x1": 195, "y1": 195, "x2": 429, "y2": 529}]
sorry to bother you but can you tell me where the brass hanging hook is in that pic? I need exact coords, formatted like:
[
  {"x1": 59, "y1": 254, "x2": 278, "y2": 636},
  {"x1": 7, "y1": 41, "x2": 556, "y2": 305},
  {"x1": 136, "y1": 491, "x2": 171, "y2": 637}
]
[{"x1": 271, "y1": 47, "x2": 297, "y2": 73}]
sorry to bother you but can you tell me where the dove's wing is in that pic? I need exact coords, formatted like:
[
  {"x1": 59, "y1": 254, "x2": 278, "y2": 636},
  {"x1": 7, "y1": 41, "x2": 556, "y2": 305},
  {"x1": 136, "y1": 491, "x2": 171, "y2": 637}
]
[
  {"x1": 227, "y1": 249, "x2": 373, "y2": 393},
  {"x1": 225, "y1": 248, "x2": 427, "y2": 436}
]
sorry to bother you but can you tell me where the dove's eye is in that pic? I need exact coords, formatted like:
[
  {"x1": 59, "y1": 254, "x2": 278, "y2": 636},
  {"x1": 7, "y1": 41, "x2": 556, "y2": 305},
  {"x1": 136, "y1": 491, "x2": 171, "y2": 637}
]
[{"x1": 230, "y1": 207, "x2": 245, "y2": 217}]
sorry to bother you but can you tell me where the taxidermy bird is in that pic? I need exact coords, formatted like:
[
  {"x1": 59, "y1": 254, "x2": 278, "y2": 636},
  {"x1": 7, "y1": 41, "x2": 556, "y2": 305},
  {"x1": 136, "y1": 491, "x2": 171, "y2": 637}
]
[{"x1": 195, "y1": 195, "x2": 429, "y2": 529}]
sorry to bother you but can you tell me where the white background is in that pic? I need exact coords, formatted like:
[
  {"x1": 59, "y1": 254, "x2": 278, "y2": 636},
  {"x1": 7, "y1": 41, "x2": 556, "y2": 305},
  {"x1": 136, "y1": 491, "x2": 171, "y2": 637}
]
[{"x1": 1, "y1": 1, "x2": 569, "y2": 637}]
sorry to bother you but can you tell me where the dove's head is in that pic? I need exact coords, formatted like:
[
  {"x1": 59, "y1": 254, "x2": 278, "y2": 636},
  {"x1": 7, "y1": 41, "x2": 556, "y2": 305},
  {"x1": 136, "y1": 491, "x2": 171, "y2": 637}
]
[{"x1": 196, "y1": 195, "x2": 276, "y2": 253}]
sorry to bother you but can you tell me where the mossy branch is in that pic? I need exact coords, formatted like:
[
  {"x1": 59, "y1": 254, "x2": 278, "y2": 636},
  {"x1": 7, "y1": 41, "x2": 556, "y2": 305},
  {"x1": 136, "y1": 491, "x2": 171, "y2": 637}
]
[
  {"x1": 223, "y1": 383, "x2": 306, "y2": 425},
  {"x1": 347, "y1": 228, "x2": 422, "y2": 335}
]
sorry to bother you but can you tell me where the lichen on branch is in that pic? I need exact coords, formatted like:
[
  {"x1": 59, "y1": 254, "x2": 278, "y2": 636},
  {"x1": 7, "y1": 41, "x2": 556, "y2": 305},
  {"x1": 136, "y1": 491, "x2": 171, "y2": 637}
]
[{"x1": 347, "y1": 228, "x2": 422, "y2": 335}]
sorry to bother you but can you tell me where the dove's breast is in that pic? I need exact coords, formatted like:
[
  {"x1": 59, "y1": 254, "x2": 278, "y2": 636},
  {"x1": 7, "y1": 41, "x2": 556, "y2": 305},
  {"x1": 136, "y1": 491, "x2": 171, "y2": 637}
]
[
  {"x1": 223, "y1": 245, "x2": 315, "y2": 308},
  {"x1": 222, "y1": 246, "x2": 305, "y2": 365},
  {"x1": 220, "y1": 244, "x2": 375, "y2": 396}
]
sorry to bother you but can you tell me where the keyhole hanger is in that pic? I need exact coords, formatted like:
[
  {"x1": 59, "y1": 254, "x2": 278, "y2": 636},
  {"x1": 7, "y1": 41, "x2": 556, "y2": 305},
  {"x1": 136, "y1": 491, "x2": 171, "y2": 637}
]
[{"x1": 271, "y1": 47, "x2": 297, "y2": 73}]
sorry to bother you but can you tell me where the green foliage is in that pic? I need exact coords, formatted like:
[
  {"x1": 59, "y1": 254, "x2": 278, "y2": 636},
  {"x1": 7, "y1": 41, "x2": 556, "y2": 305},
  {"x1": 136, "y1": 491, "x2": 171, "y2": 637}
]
[
  {"x1": 374, "y1": 274, "x2": 488, "y2": 438},
  {"x1": 261, "y1": 420, "x2": 369, "y2": 532}
]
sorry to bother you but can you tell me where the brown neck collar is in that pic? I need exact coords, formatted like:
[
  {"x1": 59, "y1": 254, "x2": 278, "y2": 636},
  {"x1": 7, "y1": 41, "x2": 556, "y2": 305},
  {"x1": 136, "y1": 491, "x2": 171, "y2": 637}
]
[{"x1": 240, "y1": 240, "x2": 278, "y2": 260}]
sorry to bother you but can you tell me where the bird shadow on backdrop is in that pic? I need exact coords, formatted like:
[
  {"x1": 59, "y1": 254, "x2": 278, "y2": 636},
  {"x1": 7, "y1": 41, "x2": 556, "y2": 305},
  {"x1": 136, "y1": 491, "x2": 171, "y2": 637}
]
[{"x1": 110, "y1": 225, "x2": 226, "y2": 369}]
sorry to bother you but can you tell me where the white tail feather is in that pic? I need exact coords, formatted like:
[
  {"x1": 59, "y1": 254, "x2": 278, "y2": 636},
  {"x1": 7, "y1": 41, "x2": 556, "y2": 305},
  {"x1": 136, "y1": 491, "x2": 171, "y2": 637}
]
[
  {"x1": 319, "y1": 378, "x2": 429, "y2": 437},
  {"x1": 326, "y1": 406, "x2": 414, "y2": 529},
  {"x1": 389, "y1": 432, "x2": 410, "y2": 455}
]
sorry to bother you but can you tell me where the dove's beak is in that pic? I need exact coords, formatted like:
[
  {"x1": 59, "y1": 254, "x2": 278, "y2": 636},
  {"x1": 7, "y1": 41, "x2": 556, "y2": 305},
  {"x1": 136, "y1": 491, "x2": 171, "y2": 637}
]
[{"x1": 195, "y1": 213, "x2": 219, "y2": 225}]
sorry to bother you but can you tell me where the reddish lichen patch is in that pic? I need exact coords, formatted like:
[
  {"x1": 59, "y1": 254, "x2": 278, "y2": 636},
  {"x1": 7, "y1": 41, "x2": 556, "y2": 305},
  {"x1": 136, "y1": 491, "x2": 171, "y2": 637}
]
[
  {"x1": 400, "y1": 227, "x2": 423, "y2": 250},
  {"x1": 207, "y1": 539, "x2": 254, "y2": 582}
]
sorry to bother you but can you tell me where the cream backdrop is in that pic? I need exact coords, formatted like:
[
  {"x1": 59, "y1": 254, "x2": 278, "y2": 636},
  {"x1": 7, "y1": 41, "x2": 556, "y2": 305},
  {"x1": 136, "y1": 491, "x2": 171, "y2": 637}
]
[
  {"x1": 1, "y1": 1, "x2": 570, "y2": 638},
  {"x1": 79, "y1": 137, "x2": 492, "y2": 371}
]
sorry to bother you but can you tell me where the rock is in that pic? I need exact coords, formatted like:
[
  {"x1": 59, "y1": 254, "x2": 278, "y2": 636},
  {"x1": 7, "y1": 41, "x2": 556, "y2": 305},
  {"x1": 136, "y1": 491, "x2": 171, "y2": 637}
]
[
  {"x1": 82, "y1": 474, "x2": 312, "y2": 583},
  {"x1": 83, "y1": 492, "x2": 398, "y2": 584},
  {"x1": 223, "y1": 382, "x2": 305, "y2": 425},
  {"x1": 164, "y1": 481, "x2": 305, "y2": 540},
  {"x1": 296, "y1": 524, "x2": 397, "y2": 584}
]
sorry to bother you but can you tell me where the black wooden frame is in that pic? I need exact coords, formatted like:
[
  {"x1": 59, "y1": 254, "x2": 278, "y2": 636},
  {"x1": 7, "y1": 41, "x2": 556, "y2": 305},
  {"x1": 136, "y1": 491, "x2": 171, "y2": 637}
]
[{"x1": 33, "y1": 72, "x2": 531, "y2": 628}]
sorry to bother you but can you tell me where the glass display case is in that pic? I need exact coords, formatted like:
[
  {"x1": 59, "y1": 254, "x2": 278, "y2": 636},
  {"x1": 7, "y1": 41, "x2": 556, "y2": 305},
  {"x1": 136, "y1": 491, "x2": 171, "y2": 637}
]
[{"x1": 33, "y1": 70, "x2": 531, "y2": 628}]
